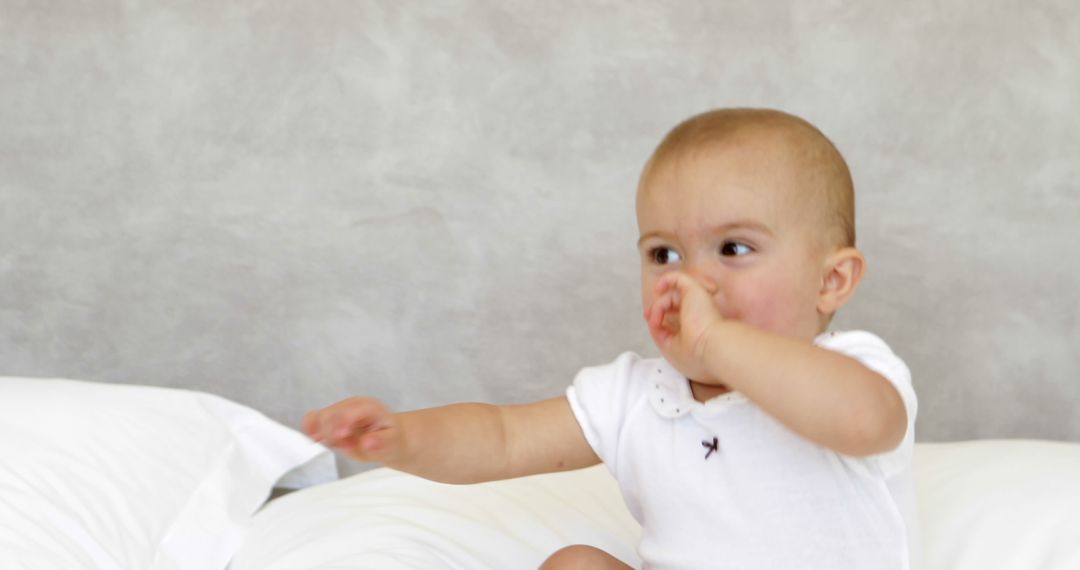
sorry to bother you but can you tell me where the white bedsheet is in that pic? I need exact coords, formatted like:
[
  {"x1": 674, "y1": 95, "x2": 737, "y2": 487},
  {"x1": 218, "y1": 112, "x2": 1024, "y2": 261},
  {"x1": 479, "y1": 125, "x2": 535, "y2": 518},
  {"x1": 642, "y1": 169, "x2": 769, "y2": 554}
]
[
  {"x1": 231, "y1": 466, "x2": 641, "y2": 569},
  {"x1": 232, "y1": 440, "x2": 1080, "y2": 570}
]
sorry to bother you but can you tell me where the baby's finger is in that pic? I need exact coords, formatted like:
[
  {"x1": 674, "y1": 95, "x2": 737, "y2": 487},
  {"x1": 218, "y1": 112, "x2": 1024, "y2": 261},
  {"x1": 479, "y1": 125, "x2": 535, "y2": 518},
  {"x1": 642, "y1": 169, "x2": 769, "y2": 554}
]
[
  {"x1": 314, "y1": 397, "x2": 390, "y2": 447},
  {"x1": 301, "y1": 411, "x2": 322, "y2": 440},
  {"x1": 647, "y1": 306, "x2": 674, "y2": 347},
  {"x1": 655, "y1": 271, "x2": 697, "y2": 297},
  {"x1": 654, "y1": 271, "x2": 679, "y2": 294},
  {"x1": 331, "y1": 404, "x2": 381, "y2": 443},
  {"x1": 647, "y1": 293, "x2": 673, "y2": 331},
  {"x1": 648, "y1": 290, "x2": 683, "y2": 334}
]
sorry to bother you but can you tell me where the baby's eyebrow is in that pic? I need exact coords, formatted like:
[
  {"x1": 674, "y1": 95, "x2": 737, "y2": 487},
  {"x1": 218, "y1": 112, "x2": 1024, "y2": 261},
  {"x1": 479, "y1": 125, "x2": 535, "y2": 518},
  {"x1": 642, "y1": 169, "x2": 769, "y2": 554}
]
[
  {"x1": 636, "y1": 232, "x2": 670, "y2": 247},
  {"x1": 708, "y1": 220, "x2": 774, "y2": 236},
  {"x1": 636, "y1": 220, "x2": 773, "y2": 246}
]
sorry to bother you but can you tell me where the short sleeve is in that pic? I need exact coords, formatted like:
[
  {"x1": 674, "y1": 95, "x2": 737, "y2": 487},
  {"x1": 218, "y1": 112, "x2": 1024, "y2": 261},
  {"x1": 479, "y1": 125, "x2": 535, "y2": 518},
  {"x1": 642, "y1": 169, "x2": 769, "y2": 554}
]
[
  {"x1": 565, "y1": 352, "x2": 644, "y2": 470},
  {"x1": 815, "y1": 330, "x2": 918, "y2": 478}
]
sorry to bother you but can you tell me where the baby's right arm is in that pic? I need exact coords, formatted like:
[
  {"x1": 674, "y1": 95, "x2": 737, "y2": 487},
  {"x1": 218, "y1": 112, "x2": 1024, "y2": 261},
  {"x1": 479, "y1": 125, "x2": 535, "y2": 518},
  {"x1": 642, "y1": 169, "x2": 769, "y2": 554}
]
[{"x1": 302, "y1": 396, "x2": 600, "y2": 484}]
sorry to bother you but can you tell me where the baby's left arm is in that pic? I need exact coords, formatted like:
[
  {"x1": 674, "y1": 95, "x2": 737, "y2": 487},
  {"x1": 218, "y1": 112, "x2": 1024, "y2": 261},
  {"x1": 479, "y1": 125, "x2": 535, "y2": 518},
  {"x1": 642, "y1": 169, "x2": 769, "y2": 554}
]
[{"x1": 646, "y1": 272, "x2": 906, "y2": 456}]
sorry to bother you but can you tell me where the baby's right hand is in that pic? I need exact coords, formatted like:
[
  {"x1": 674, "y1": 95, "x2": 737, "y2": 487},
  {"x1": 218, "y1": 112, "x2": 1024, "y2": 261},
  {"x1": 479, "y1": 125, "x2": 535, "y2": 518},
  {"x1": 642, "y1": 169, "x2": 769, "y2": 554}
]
[{"x1": 302, "y1": 397, "x2": 402, "y2": 464}]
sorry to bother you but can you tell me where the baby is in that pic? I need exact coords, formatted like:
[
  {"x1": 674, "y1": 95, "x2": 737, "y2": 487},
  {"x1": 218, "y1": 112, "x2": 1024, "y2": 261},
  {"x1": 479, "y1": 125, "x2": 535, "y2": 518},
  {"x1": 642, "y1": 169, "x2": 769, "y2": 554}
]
[{"x1": 304, "y1": 108, "x2": 919, "y2": 569}]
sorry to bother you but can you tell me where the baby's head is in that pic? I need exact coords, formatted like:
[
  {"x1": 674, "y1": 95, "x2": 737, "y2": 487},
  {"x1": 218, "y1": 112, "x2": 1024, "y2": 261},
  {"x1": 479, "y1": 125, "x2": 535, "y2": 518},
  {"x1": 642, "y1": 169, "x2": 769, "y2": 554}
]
[{"x1": 636, "y1": 108, "x2": 865, "y2": 342}]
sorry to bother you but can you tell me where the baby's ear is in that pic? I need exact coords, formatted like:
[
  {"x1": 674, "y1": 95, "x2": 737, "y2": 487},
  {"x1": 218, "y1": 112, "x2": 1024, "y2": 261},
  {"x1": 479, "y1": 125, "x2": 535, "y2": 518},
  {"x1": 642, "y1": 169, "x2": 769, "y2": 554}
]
[{"x1": 817, "y1": 247, "x2": 866, "y2": 315}]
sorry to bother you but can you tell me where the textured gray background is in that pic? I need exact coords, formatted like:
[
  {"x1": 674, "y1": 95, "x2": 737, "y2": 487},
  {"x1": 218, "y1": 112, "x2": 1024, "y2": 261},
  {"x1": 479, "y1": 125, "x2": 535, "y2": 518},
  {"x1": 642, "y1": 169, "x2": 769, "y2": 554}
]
[{"x1": 2, "y1": 1, "x2": 1078, "y2": 473}]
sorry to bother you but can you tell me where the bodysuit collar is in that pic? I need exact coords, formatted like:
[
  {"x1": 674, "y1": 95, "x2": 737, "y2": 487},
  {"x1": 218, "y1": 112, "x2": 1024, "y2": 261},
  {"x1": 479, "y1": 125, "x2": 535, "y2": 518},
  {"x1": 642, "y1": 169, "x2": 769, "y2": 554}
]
[{"x1": 648, "y1": 358, "x2": 748, "y2": 418}]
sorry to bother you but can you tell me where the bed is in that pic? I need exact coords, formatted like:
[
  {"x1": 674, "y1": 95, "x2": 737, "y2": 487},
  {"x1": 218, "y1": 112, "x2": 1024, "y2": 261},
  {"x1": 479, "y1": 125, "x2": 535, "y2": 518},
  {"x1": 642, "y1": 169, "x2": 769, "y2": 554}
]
[{"x1": 3, "y1": 376, "x2": 1079, "y2": 569}]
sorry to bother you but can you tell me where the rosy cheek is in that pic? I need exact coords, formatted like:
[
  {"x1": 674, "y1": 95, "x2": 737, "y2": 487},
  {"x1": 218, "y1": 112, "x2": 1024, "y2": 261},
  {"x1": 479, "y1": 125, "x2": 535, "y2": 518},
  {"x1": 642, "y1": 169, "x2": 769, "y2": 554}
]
[
  {"x1": 745, "y1": 293, "x2": 804, "y2": 335},
  {"x1": 710, "y1": 293, "x2": 735, "y2": 320},
  {"x1": 719, "y1": 287, "x2": 770, "y2": 329}
]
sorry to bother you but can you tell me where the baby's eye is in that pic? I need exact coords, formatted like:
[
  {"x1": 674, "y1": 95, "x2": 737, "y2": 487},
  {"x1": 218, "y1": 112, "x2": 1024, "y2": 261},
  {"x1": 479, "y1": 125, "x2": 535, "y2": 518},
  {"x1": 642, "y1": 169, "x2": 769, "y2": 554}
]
[
  {"x1": 649, "y1": 247, "x2": 682, "y2": 265},
  {"x1": 720, "y1": 241, "x2": 753, "y2": 257}
]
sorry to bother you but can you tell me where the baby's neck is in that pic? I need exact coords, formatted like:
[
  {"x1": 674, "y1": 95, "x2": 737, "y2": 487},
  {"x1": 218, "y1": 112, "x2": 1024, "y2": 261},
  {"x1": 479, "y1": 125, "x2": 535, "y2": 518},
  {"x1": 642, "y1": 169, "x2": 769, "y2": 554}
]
[{"x1": 689, "y1": 380, "x2": 732, "y2": 403}]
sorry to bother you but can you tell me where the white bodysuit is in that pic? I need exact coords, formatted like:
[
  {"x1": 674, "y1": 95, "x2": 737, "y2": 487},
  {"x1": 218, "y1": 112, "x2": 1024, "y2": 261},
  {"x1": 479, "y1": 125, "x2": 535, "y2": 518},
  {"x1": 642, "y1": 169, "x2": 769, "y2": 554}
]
[{"x1": 566, "y1": 330, "x2": 920, "y2": 570}]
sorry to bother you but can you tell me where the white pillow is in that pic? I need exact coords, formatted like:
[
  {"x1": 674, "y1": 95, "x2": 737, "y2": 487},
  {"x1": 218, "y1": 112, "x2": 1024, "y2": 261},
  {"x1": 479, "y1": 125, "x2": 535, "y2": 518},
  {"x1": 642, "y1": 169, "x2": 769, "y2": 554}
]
[
  {"x1": 0, "y1": 377, "x2": 337, "y2": 570},
  {"x1": 914, "y1": 440, "x2": 1080, "y2": 570},
  {"x1": 230, "y1": 465, "x2": 642, "y2": 569}
]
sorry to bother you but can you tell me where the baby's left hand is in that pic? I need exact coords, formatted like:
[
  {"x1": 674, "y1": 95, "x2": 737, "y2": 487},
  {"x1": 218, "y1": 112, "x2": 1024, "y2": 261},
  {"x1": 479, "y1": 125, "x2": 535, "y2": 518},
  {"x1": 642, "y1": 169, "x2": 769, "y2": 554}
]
[{"x1": 645, "y1": 271, "x2": 725, "y2": 382}]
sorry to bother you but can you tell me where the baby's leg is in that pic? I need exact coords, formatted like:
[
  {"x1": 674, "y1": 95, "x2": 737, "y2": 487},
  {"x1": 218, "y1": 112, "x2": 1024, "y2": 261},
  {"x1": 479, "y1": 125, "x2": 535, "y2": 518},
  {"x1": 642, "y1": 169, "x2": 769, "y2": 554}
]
[{"x1": 539, "y1": 545, "x2": 632, "y2": 569}]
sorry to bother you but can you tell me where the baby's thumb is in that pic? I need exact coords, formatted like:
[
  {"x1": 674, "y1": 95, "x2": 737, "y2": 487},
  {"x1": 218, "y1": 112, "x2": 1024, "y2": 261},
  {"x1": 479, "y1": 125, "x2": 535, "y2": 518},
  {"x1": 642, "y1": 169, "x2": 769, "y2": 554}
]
[{"x1": 354, "y1": 428, "x2": 398, "y2": 463}]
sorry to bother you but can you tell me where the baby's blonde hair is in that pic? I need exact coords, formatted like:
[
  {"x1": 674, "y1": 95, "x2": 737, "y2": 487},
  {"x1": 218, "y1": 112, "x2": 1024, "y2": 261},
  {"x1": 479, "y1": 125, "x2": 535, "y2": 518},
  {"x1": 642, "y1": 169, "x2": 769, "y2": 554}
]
[{"x1": 642, "y1": 108, "x2": 856, "y2": 248}]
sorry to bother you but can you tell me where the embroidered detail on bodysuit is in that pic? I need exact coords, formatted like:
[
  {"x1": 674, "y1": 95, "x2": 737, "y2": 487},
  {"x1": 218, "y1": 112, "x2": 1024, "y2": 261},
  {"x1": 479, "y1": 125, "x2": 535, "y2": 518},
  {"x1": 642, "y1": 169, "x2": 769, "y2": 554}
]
[{"x1": 702, "y1": 436, "x2": 719, "y2": 459}]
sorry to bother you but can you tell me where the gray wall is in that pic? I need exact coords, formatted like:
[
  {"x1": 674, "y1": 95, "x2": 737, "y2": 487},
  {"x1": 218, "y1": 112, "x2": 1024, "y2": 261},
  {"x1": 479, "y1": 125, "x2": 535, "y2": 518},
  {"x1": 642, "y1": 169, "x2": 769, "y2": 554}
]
[{"x1": 2, "y1": 1, "x2": 1078, "y2": 473}]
